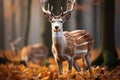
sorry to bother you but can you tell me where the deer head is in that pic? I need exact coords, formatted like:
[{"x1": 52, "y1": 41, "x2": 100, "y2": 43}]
[
  {"x1": 41, "y1": 0, "x2": 75, "y2": 33},
  {"x1": 10, "y1": 37, "x2": 21, "y2": 56}
]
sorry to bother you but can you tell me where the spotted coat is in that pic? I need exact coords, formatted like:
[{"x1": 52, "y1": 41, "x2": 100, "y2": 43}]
[{"x1": 63, "y1": 30, "x2": 94, "y2": 59}]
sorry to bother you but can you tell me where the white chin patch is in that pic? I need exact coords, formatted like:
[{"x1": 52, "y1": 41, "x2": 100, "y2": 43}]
[
  {"x1": 54, "y1": 29, "x2": 61, "y2": 32},
  {"x1": 53, "y1": 32, "x2": 63, "y2": 37}
]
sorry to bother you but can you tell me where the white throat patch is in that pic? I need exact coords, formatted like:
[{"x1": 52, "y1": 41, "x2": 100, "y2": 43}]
[{"x1": 52, "y1": 31, "x2": 63, "y2": 37}]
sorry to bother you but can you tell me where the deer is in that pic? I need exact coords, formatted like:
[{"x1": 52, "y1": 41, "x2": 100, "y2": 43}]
[
  {"x1": 41, "y1": 0, "x2": 94, "y2": 77},
  {"x1": 10, "y1": 38, "x2": 48, "y2": 66},
  {"x1": 20, "y1": 43, "x2": 48, "y2": 66}
]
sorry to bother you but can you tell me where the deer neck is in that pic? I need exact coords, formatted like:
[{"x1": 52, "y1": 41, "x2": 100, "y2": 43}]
[
  {"x1": 52, "y1": 28, "x2": 66, "y2": 52},
  {"x1": 11, "y1": 44, "x2": 18, "y2": 56}
]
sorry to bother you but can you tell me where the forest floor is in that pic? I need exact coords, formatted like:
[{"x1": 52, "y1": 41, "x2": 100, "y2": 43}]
[{"x1": 0, "y1": 49, "x2": 120, "y2": 80}]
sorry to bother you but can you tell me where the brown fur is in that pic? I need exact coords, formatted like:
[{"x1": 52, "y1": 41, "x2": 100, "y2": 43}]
[
  {"x1": 63, "y1": 30, "x2": 94, "y2": 57},
  {"x1": 21, "y1": 44, "x2": 48, "y2": 64}
]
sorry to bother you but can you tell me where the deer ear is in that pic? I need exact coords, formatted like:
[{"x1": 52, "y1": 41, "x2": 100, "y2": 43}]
[
  {"x1": 44, "y1": 13, "x2": 52, "y2": 21},
  {"x1": 62, "y1": 12, "x2": 71, "y2": 21}
]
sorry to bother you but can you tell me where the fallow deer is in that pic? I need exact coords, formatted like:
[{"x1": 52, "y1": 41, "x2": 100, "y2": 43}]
[
  {"x1": 10, "y1": 38, "x2": 48, "y2": 66},
  {"x1": 20, "y1": 43, "x2": 48, "y2": 65},
  {"x1": 41, "y1": 0, "x2": 94, "y2": 77}
]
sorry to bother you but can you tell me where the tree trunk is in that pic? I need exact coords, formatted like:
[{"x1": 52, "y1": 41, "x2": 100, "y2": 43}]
[
  {"x1": 11, "y1": 0, "x2": 16, "y2": 39},
  {"x1": 23, "y1": 0, "x2": 32, "y2": 46},
  {"x1": 92, "y1": 0, "x2": 118, "y2": 69},
  {"x1": 75, "y1": 0, "x2": 85, "y2": 30},
  {"x1": 93, "y1": 4, "x2": 101, "y2": 48},
  {"x1": 0, "y1": 0, "x2": 11, "y2": 63},
  {"x1": 0, "y1": 0, "x2": 5, "y2": 50}
]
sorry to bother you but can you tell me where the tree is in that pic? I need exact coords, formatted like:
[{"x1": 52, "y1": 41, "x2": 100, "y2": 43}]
[
  {"x1": 0, "y1": 0, "x2": 15, "y2": 63},
  {"x1": 75, "y1": 0, "x2": 83, "y2": 29},
  {"x1": 11, "y1": 0, "x2": 16, "y2": 39},
  {"x1": 23, "y1": 0, "x2": 32, "y2": 46},
  {"x1": 92, "y1": 0, "x2": 118, "y2": 69},
  {"x1": 0, "y1": 0, "x2": 5, "y2": 50}
]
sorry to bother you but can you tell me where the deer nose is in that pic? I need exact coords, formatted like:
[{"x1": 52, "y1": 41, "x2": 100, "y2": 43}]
[{"x1": 55, "y1": 26, "x2": 59, "y2": 29}]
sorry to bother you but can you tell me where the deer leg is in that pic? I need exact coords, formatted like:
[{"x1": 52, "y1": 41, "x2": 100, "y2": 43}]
[
  {"x1": 85, "y1": 54, "x2": 92, "y2": 78},
  {"x1": 57, "y1": 59, "x2": 63, "y2": 74},
  {"x1": 73, "y1": 60, "x2": 81, "y2": 72},
  {"x1": 68, "y1": 58, "x2": 73, "y2": 73},
  {"x1": 20, "y1": 60, "x2": 27, "y2": 66},
  {"x1": 31, "y1": 58, "x2": 37, "y2": 63},
  {"x1": 21, "y1": 56, "x2": 28, "y2": 66}
]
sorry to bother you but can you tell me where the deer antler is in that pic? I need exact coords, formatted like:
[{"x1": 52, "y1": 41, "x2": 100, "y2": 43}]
[
  {"x1": 62, "y1": 0, "x2": 76, "y2": 14},
  {"x1": 41, "y1": 0, "x2": 54, "y2": 20},
  {"x1": 41, "y1": 0, "x2": 53, "y2": 15},
  {"x1": 60, "y1": 0, "x2": 76, "y2": 21}
]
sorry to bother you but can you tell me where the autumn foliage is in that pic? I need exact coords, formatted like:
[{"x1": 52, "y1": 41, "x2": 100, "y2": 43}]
[{"x1": 0, "y1": 50, "x2": 120, "y2": 80}]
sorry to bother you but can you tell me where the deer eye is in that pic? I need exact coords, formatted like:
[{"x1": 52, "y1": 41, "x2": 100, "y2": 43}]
[
  {"x1": 51, "y1": 21, "x2": 54, "y2": 23},
  {"x1": 60, "y1": 21, "x2": 63, "y2": 23}
]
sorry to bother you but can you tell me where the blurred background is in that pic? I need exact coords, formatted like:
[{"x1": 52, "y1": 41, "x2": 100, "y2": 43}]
[{"x1": 0, "y1": 0, "x2": 120, "y2": 55}]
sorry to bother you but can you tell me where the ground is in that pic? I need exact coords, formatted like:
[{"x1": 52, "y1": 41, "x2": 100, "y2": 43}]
[{"x1": 0, "y1": 49, "x2": 120, "y2": 80}]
